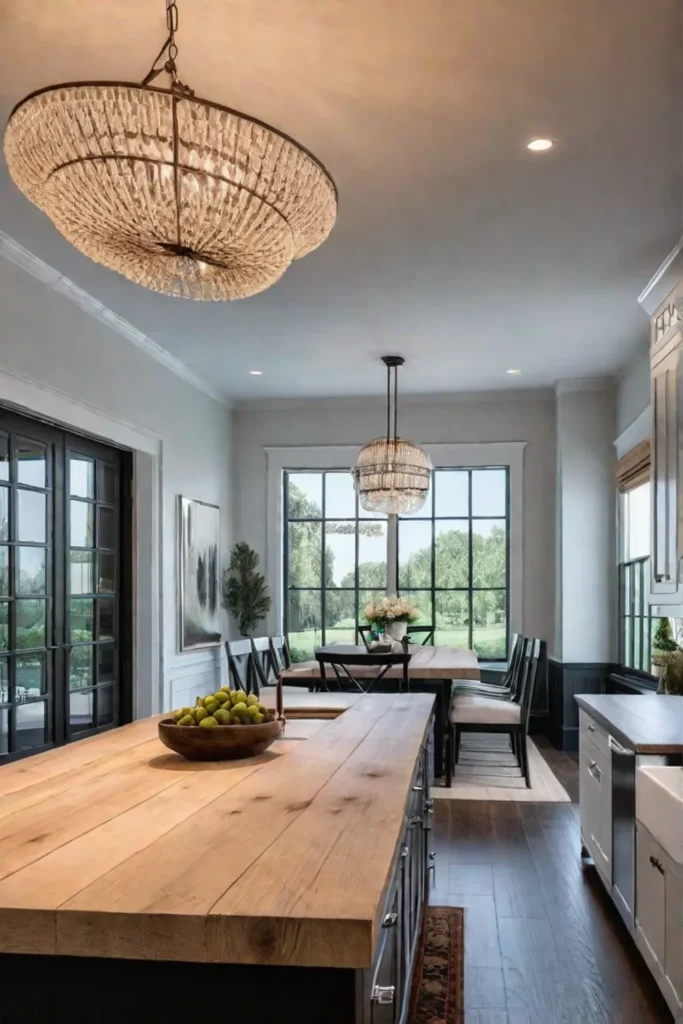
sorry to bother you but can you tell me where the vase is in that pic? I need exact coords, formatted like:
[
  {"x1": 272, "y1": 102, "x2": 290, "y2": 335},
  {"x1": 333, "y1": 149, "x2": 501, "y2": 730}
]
[{"x1": 385, "y1": 621, "x2": 408, "y2": 644}]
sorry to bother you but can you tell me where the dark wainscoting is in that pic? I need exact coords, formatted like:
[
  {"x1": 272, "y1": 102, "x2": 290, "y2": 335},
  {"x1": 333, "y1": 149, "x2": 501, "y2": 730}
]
[{"x1": 548, "y1": 660, "x2": 611, "y2": 752}]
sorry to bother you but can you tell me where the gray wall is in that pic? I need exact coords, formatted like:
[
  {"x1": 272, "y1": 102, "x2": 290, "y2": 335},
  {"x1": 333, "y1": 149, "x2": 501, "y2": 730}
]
[
  {"x1": 233, "y1": 391, "x2": 557, "y2": 651},
  {"x1": 616, "y1": 340, "x2": 650, "y2": 436},
  {"x1": 0, "y1": 259, "x2": 234, "y2": 712}
]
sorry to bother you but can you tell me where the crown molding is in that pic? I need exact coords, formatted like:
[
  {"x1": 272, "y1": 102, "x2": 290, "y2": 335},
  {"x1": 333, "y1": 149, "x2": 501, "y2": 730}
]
[
  {"x1": 554, "y1": 377, "x2": 615, "y2": 395},
  {"x1": 0, "y1": 231, "x2": 231, "y2": 408},
  {"x1": 638, "y1": 234, "x2": 683, "y2": 310}
]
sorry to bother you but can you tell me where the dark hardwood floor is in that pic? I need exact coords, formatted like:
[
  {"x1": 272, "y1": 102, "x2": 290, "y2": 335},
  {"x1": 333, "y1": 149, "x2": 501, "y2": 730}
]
[{"x1": 429, "y1": 737, "x2": 672, "y2": 1023}]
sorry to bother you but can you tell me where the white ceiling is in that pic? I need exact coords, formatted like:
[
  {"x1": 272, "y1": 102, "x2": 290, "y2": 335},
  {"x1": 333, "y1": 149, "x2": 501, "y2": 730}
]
[{"x1": 0, "y1": 0, "x2": 681, "y2": 400}]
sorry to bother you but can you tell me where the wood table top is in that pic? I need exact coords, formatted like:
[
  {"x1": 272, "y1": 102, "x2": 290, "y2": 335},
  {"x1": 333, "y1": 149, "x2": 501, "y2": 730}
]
[
  {"x1": 0, "y1": 692, "x2": 434, "y2": 969},
  {"x1": 280, "y1": 644, "x2": 480, "y2": 681},
  {"x1": 575, "y1": 693, "x2": 683, "y2": 753}
]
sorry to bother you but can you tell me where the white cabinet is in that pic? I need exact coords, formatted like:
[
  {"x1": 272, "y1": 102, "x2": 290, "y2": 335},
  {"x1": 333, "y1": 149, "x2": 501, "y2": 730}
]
[
  {"x1": 650, "y1": 343, "x2": 683, "y2": 602},
  {"x1": 579, "y1": 726, "x2": 612, "y2": 886},
  {"x1": 635, "y1": 822, "x2": 683, "y2": 1020}
]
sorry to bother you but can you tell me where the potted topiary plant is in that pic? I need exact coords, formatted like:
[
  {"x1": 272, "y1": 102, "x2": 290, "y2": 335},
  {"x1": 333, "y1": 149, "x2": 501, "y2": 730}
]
[
  {"x1": 652, "y1": 617, "x2": 678, "y2": 685},
  {"x1": 656, "y1": 649, "x2": 683, "y2": 695},
  {"x1": 222, "y1": 543, "x2": 272, "y2": 637}
]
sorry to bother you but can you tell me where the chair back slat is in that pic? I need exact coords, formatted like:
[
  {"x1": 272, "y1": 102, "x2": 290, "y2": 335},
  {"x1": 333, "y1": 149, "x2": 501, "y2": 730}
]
[
  {"x1": 406, "y1": 625, "x2": 435, "y2": 646},
  {"x1": 251, "y1": 636, "x2": 275, "y2": 687},
  {"x1": 316, "y1": 647, "x2": 410, "y2": 694},
  {"x1": 515, "y1": 637, "x2": 541, "y2": 725},
  {"x1": 226, "y1": 639, "x2": 257, "y2": 697},
  {"x1": 504, "y1": 633, "x2": 525, "y2": 698},
  {"x1": 358, "y1": 625, "x2": 374, "y2": 650},
  {"x1": 269, "y1": 634, "x2": 292, "y2": 674}
]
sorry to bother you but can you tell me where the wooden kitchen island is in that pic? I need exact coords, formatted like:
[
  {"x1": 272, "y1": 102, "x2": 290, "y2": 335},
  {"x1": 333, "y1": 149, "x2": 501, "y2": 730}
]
[{"x1": 0, "y1": 692, "x2": 434, "y2": 1024}]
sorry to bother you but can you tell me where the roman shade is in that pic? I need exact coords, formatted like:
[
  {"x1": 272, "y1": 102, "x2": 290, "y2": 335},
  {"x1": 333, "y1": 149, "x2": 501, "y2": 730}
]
[{"x1": 615, "y1": 439, "x2": 651, "y2": 493}]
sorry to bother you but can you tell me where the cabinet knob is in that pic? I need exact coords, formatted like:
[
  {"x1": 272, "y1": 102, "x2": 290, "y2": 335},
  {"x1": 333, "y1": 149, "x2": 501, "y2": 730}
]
[
  {"x1": 372, "y1": 986, "x2": 395, "y2": 1006},
  {"x1": 382, "y1": 912, "x2": 398, "y2": 928},
  {"x1": 587, "y1": 724, "x2": 596, "y2": 733},
  {"x1": 655, "y1": 574, "x2": 664, "y2": 583},
  {"x1": 649, "y1": 854, "x2": 665, "y2": 875}
]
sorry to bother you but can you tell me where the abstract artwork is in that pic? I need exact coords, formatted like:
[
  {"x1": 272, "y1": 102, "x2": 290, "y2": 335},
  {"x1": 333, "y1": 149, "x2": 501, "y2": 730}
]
[{"x1": 179, "y1": 496, "x2": 221, "y2": 651}]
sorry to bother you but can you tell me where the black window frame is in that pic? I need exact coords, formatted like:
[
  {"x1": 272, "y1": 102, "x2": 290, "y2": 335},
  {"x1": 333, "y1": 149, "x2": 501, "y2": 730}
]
[
  {"x1": 618, "y1": 555, "x2": 651, "y2": 673},
  {"x1": 283, "y1": 470, "x2": 388, "y2": 656},
  {"x1": 396, "y1": 466, "x2": 510, "y2": 661}
]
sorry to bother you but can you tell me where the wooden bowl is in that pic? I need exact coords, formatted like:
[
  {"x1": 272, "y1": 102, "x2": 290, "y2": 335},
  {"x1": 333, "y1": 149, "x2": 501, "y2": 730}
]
[{"x1": 158, "y1": 717, "x2": 284, "y2": 761}]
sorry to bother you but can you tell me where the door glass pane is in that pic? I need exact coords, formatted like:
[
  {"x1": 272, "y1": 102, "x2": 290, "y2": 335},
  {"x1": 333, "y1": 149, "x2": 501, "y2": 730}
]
[
  {"x1": 472, "y1": 520, "x2": 506, "y2": 588},
  {"x1": 99, "y1": 463, "x2": 117, "y2": 504},
  {"x1": 71, "y1": 500, "x2": 94, "y2": 547},
  {"x1": 0, "y1": 606, "x2": 7, "y2": 651},
  {"x1": 70, "y1": 645, "x2": 93, "y2": 689},
  {"x1": 435, "y1": 592, "x2": 469, "y2": 648},
  {"x1": 325, "y1": 473, "x2": 355, "y2": 518},
  {"x1": 0, "y1": 547, "x2": 8, "y2": 596},
  {"x1": 16, "y1": 440, "x2": 46, "y2": 488},
  {"x1": 325, "y1": 589, "x2": 355, "y2": 641},
  {"x1": 16, "y1": 700, "x2": 48, "y2": 751},
  {"x1": 472, "y1": 469, "x2": 506, "y2": 517},
  {"x1": 98, "y1": 506, "x2": 116, "y2": 550},
  {"x1": 287, "y1": 590, "x2": 321, "y2": 661},
  {"x1": 287, "y1": 474, "x2": 322, "y2": 519},
  {"x1": 97, "y1": 599, "x2": 114, "y2": 642},
  {"x1": 70, "y1": 690, "x2": 94, "y2": 734},
  {"x1": 98, "y1": 552, "x2": 115, "y2": 593},
  {"x1": 435, "y1": 471, "x2": 468, "y2": 517},
  {"x1": 435, "y1": 521, "x2": 469, "y2": 587},
  {"x1": 398, "y1": 520, "x2": 432, "y2": 588},
  {"x1": 97, "y1": 685, "x2": 115, "y2": 726},
  {"x1": 17, "y1": 490, "x2": 46, "y2": 543},
  {"x1": 325, "y1": 523, "x2": 356, "y2": 587},
  {"x1": 0, "y1": 708, "x2": 7, "y2": 753},
  {"x1": 0, "y1": 487, "x2": 8, "y2": 540},
  {"x1": 400, "y1": 589, "x2": 432, "y2": 626},
  {"x1": 288, "y1": 522, "x2": 321, "y2": 586},
  {"x1": 472, "y1": 590, "x2": 506, "y2": 659},
  {"x1": 70, "y1": 550, "x2": 94, "y2": 594},
  {"x1": 16, "y1": 654, "x2": 46, "y2": 700},
  {"x1": 70, "y1": 598, "x2": 94, "y2": 642},
  {"x1": 634, "y1": 618, "x2": 642, "y2": 669},
  {"x1": 97, "y1": 643, "x2": 115, "y2": 683},
  {"x1": 358, "y1": 520, "x2": 387, "y2": 588},
  {"x1": 0, "y1": 659, "x2": 8, "y2": 703},
  {"x1": 16, "y1": 547, "x2": 46, "y2": 595},
  {"x1": 15, "y1": 599, "x2": 45, "y2": 649},
  {"x1": 70, "y1": 456, "x2": 94, "y2": 499},
  {"x1": 0, "y1": 435, "x2": 8, "y2": 482}
]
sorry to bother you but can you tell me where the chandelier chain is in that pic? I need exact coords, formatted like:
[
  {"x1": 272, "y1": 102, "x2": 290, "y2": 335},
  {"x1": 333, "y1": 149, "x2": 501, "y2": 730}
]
[{"x1": 142, "y1": 0, "x2": 193, "y2": 96}]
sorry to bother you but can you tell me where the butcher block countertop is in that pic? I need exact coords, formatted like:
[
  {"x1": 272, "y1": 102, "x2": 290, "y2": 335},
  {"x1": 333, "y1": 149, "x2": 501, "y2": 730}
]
[
  {"x1": 0, "y1": 692, "x2": 434, "y2": 969},
  {"x1": 575, "y1": 694, "x2": 683, "y2": 753}
]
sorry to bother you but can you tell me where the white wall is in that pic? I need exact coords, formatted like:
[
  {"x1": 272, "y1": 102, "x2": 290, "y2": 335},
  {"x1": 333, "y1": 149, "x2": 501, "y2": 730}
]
[
  {"x1": 233, "y1": 391, "x2": 557, "y2": 650},
  {"x1": 0, "y1": 259, "x2": 233, "y2": 714},
  {"x1": 555, "y1": 385, "x2": 616, "y2": 662}
]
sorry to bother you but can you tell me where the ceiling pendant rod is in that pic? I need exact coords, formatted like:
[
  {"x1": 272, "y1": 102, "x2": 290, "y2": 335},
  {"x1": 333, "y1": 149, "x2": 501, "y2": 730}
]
[
  {"x1": 393, "y1": 362, "x2": 399, "y2": 443},
  {"x1": 386, "y1": 359, "x2": 392, "y2": 444}
]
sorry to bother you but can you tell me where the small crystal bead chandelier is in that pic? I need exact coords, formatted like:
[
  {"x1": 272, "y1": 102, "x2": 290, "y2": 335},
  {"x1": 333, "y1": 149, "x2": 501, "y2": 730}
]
[
  {"x1": 352, "y1": 356, "x2": 432, "y2": 515},
  {"x1": 3, "y1": 0, "x2": 337, "y2": 301}
]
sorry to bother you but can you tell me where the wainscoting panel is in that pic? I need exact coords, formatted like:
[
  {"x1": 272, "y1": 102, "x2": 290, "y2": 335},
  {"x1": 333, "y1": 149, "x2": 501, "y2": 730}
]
[
  {"x1": 168, "y1": 648, "x2": 226, "y2": 711},
  {"x1": 548, "y1": 660, "x2": 611, "y2": 752}
]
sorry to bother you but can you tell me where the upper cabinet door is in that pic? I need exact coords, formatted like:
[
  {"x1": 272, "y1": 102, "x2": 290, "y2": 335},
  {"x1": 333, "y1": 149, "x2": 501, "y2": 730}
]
[{"x1": 650, "y1": 345, "x2": 683, "y2": 600}]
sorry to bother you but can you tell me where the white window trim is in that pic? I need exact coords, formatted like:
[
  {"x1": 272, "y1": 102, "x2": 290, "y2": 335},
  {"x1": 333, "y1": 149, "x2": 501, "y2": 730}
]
[{"x1": 265, "y1": 441, "x2": 526, "y2": 643}]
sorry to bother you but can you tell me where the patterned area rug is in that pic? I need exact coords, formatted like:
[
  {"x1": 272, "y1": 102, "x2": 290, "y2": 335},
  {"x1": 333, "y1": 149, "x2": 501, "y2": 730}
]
[{"x1": 409, "y1": 907, "x2": 464, "y2": 1024}]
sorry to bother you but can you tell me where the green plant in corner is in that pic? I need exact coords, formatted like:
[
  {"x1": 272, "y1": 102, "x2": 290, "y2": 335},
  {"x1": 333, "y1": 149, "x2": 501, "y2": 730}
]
[
  {"x1": 657, "y1": 649, "x2": 683, "y2": 696},
  {"x1": 222, "y1": 543, "x2": 272, "y2": 637}
]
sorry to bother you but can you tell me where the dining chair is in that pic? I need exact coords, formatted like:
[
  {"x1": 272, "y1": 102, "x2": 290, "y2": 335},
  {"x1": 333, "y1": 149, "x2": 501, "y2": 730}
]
[
  {"x1": 406, "y1": 625, "x2": 435, "y2": 645},
  {"x1": 446, "y1": 637, "x2": 541, "y2": 789},
  {"x1": 315, "y1": 648, "x2": 410, "y2": 694},
  {"x1": 251, "y1": 636, "x2": 276, "y2": 687},
  {"x1": 268, "y1": 634, "x2": 292, "y2": 675},
  {"x1": 451, "y1": 633, "x2": 524, "y2": 700},
  {"x1": 226, "y1": 638, "x2": 267, "y2": 698}
]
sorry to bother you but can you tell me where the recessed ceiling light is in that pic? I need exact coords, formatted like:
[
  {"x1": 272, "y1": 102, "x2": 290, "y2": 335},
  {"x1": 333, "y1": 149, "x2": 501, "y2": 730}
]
[
  {"x1": 527, "y1": 138, "x2": 553, "y2": 152},
  {"x1": 506, "y1": 369, "x2": 522, "y2": 375},
  {"x1": 249, "y1": 370, "x2": 263, "y2": 376}
]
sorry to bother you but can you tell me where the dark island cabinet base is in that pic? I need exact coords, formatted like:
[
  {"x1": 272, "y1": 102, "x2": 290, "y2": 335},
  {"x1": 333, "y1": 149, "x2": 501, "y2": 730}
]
[{"x1": 0, "y1": 954, "x2": 358, "y2": 1024}]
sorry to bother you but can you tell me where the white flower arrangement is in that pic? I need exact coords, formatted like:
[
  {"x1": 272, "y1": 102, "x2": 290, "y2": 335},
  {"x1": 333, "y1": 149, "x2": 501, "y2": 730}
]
[{"x1": 364, "y1": 595, "x2": 419, "y2": 628}]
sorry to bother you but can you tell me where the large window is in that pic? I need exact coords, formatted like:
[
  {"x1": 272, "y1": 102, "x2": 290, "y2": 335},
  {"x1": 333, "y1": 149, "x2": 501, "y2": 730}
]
[
  {"x1": 618, "y1": 480, "x2": 652, "y2": 672},
  {"x1": 284, "y1": 471, "x2": 387, "y2": 661},
  {"x1": 283, "y1": 466, "x2": 510, "y2": 662},
  {"x1": 397, "y1": 468, "x2": 508, "y2": 658}
]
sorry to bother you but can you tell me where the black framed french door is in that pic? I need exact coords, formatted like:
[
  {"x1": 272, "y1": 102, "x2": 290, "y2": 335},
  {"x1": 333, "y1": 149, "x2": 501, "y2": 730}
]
[{"x1": 0, "y1": 407, "x2": 132, "y2": 764}]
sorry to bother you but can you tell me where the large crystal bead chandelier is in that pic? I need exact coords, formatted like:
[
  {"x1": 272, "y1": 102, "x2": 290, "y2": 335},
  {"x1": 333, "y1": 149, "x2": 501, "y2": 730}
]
[
  {"x1": 3, "y1": 0, "x2": 337, "y2": 301},
  {"x1": 352, "y1": 357, "x2": 432, "y2": 515}
]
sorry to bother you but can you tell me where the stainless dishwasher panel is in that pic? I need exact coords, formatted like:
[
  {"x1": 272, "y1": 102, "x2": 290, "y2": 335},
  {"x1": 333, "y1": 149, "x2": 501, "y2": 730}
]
[{"x1": 610, "y1": 736, "x2": 636, "y2": 935}]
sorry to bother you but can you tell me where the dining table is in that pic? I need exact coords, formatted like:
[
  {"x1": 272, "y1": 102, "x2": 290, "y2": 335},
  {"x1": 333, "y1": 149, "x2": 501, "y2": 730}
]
[{"x1": 279, "y1": 644, "x2": 480, "y2": 778}]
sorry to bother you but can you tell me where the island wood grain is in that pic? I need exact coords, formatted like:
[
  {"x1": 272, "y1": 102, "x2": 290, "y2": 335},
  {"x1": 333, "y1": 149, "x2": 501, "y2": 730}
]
[{"x1": 0, "y1": 693, "x2": 433, "y2": 969}]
